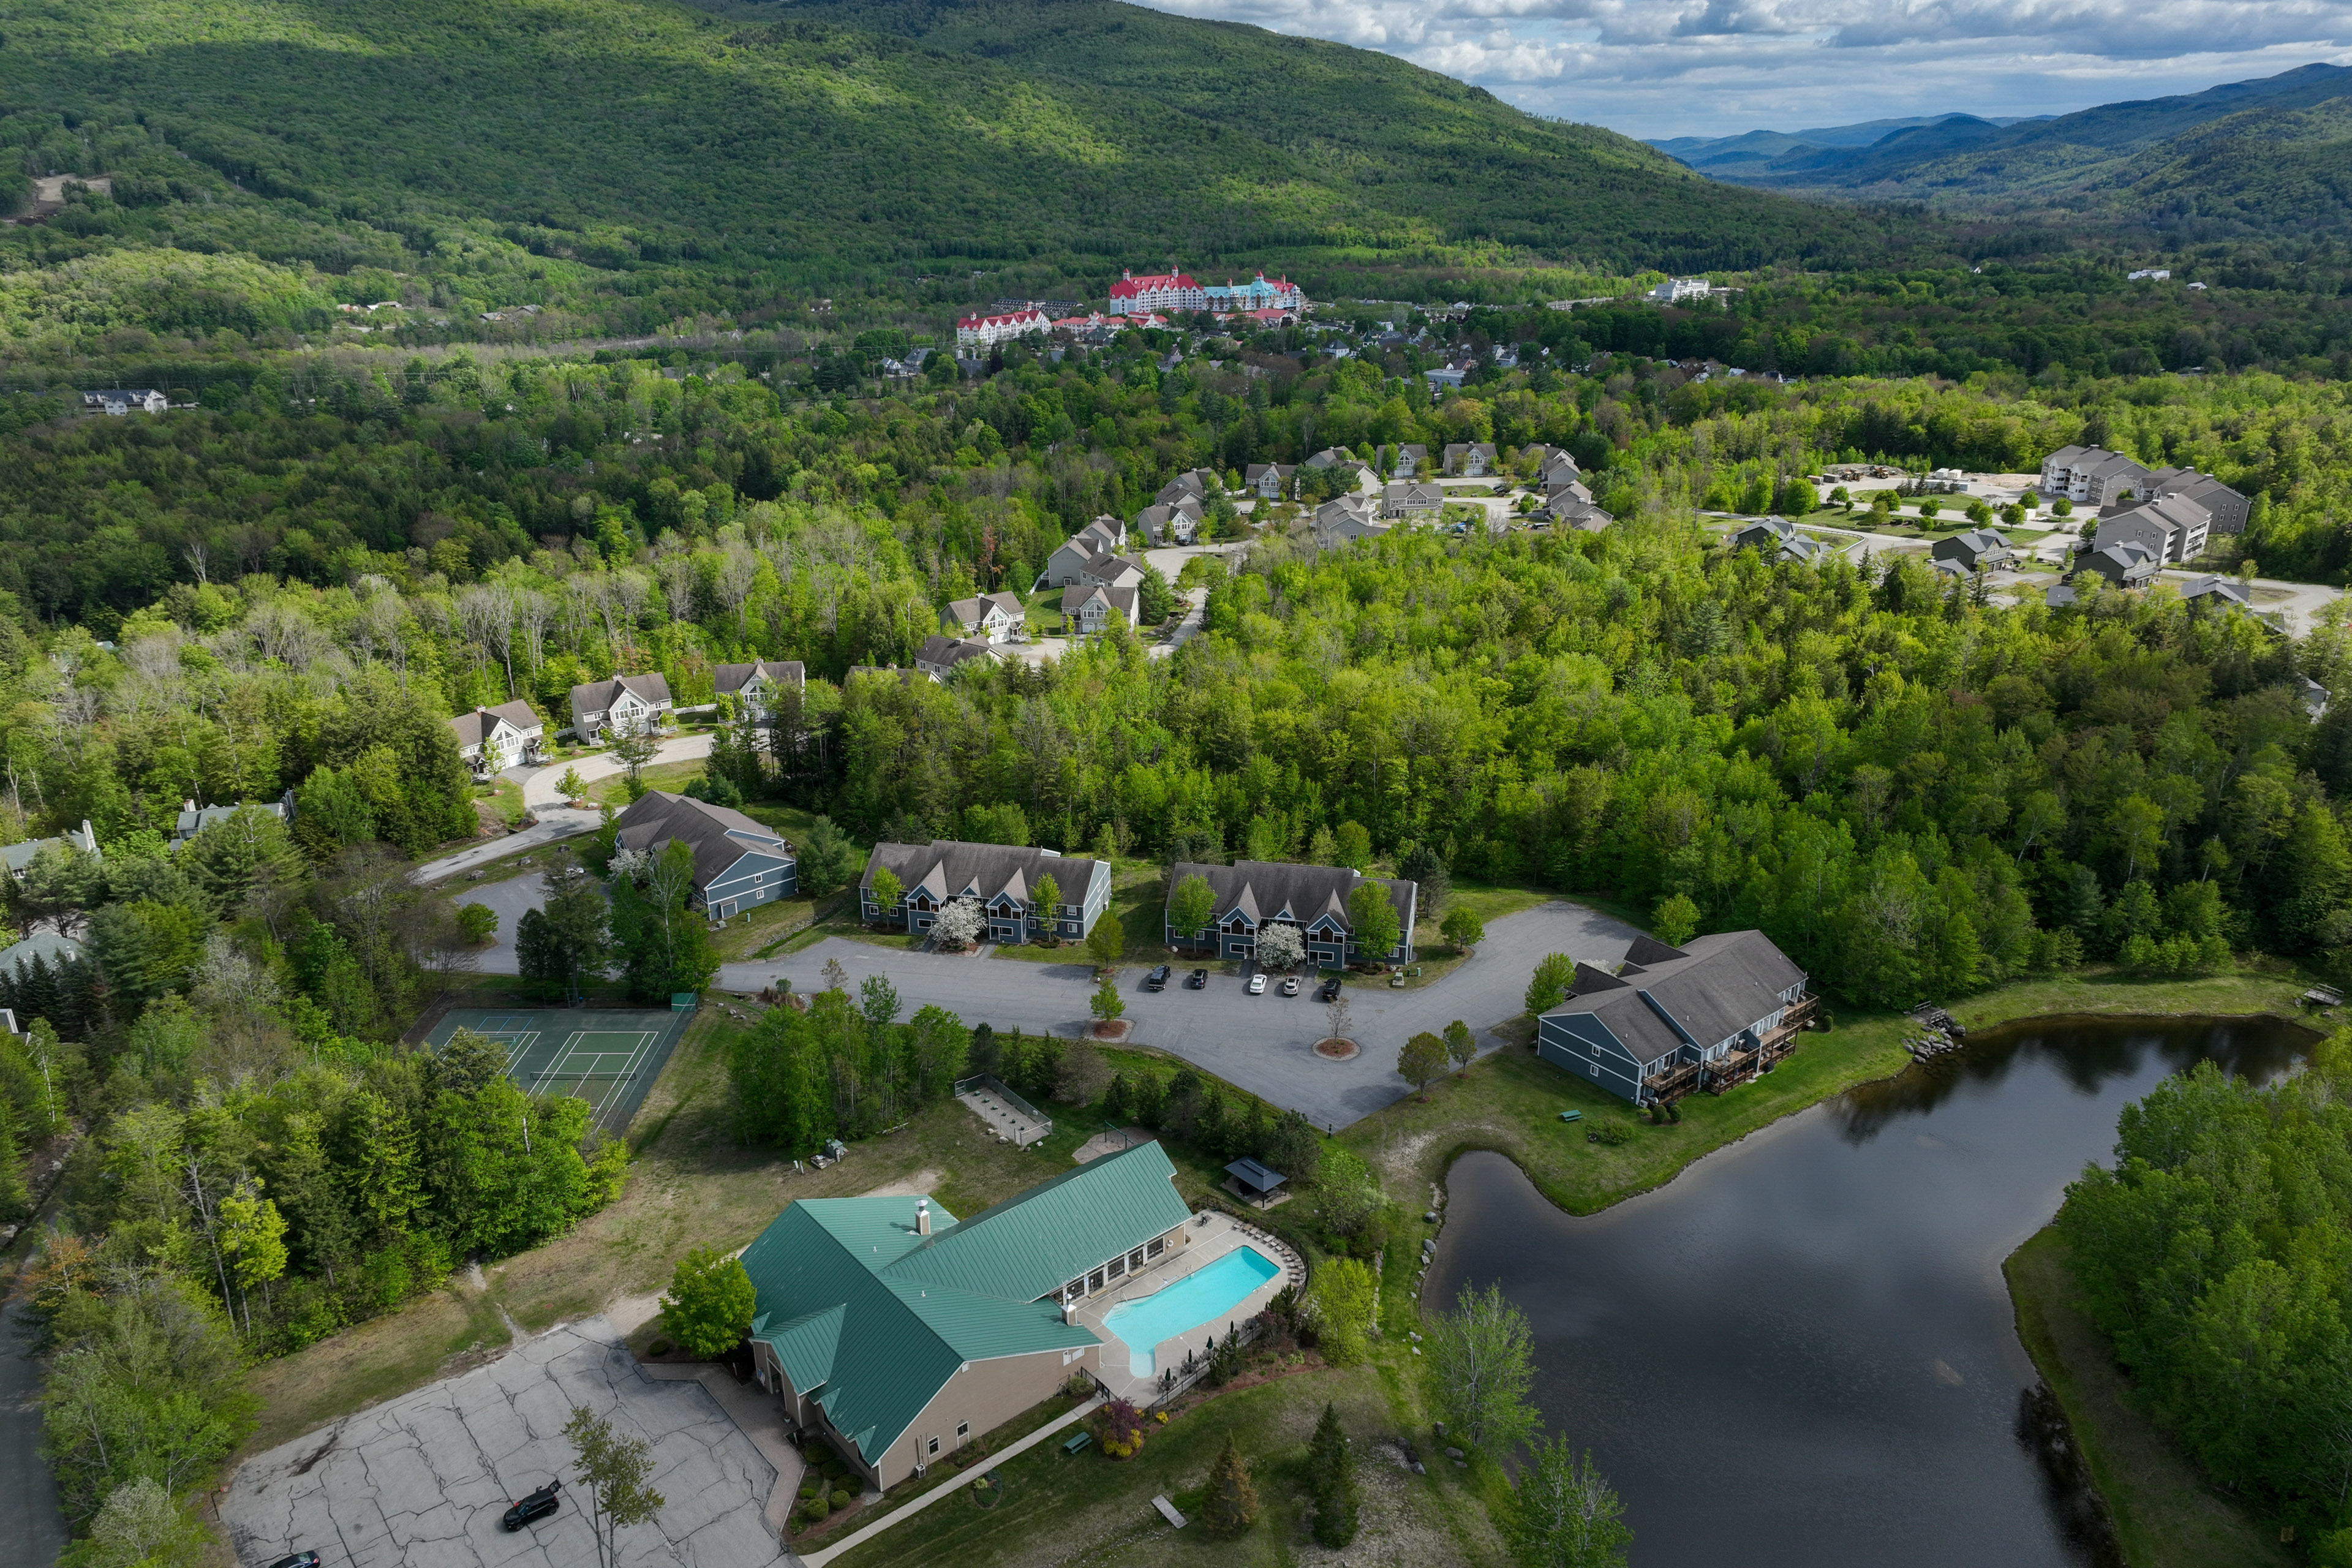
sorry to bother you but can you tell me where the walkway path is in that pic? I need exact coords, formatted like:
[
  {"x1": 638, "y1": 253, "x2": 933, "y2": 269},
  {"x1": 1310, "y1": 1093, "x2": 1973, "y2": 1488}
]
[{"x1": 796, "y1": 1396, "x2": 1104, "y2": 1567}]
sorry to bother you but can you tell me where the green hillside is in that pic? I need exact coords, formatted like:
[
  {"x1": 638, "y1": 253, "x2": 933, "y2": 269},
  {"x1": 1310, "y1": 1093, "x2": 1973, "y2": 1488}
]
[
  {"x1": 0, "y1": 0, "x2": 1874, "y2": 347},
  {"x1": 1690, "y1": 61, "x2": 2352, "y2": 234}
]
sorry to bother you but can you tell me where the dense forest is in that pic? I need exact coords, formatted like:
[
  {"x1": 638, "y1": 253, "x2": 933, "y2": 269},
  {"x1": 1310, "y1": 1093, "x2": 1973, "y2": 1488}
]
[{"x1": 2060, "y1": 1033, "x2": 2352, "y2": 1558}]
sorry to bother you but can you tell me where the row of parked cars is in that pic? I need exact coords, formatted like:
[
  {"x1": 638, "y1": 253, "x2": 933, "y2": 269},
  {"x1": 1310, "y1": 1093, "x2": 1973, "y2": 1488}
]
[{"x1": 1141, "y1": 965, "x2": 1344, "y2": 1000}]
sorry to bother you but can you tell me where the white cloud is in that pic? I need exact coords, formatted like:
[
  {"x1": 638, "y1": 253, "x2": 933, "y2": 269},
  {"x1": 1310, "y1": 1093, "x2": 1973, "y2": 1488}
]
[{"x1": 1133, "y1": 0, "x2": 2352, "y2": 137}]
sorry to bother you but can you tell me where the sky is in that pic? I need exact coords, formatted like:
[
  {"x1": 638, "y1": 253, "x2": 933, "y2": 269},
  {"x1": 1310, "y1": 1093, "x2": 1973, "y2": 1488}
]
[{"x1": 1132, "y1": 0, "x2": 2352, "y2": 140}]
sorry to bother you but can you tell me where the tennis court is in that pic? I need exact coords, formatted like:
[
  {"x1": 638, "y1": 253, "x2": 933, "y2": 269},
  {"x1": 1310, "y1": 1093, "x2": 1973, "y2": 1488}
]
[{"x1": 424, "y1": 1006, "x2": 694, "y2": 1136}]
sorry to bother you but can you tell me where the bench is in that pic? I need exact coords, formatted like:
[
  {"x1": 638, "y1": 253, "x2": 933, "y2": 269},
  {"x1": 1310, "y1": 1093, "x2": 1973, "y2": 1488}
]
[{"x1": 1061, "y1": 1431, "x2": 1093, "y2": 1457}]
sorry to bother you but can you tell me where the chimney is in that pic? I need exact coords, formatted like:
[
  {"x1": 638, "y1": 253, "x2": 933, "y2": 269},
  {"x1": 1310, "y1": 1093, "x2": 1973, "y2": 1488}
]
[
  {"x1": 915, "y1": 1200, "x2": 930, "y2": 1237},
  {"x1": 1062, "y1": 1300, "x2": 1077, "y2": 1325}
]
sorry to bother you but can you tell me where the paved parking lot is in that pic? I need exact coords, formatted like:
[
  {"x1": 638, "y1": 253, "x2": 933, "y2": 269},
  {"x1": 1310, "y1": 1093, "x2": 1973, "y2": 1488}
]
[
  {"x1": 453, "y1": 884, "x2": 1636, "y2": 1128},
  {"x1": 222, "y1": 1318, "x2": 784, "y2": 1568},
  {"x1": 734, "y1": 901, "x2": 1641, "y2": 1129}
]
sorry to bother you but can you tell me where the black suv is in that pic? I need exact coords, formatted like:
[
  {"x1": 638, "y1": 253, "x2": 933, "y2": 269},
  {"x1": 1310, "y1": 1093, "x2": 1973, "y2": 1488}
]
[
  {"x1": 1318, "y1": 976, "x2": 1343, "y2": 1001},
  {"x1": 1186, "y1": 968, "x2": 1210, "y2": 989},
  {"x1": 1144, "y1": 965, "x2": 1171, "y2": 991},
  {"x1": 502, "y1": 1480, "x2": 563, "y2": 1531}
]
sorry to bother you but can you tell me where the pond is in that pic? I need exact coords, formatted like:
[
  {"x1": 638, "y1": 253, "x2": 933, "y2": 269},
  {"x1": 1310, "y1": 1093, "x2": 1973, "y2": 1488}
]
[{"x1": 1427, "y1": 1016, "x2": 2314, "y2": 1568}]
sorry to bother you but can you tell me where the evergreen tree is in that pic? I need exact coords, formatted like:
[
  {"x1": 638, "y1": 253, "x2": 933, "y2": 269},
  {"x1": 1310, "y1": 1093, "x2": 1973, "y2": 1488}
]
[
  {"x1": 1200, "y1": 1433, "x2": 1259, "y2": 1537},
  {"x1": 1306, "y1": 1401, "x2": 1360, "y2": 1547}
]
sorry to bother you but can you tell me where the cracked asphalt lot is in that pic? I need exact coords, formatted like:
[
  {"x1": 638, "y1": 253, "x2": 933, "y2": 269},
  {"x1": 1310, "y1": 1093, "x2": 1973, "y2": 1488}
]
[{"x1": 222, "y1": 1317, "x2": 783, "y2": 1568}]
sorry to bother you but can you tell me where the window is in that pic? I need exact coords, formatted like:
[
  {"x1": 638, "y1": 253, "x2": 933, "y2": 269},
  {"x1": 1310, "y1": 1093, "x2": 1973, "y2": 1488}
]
[
  {"x1": 1088, "y1": 1268, "x2": 1106, "y2": 1292},
  {"x1": 1065, "y1": 1278, "x2": 1084, "y2": 1300},
  {"x1": 1107, "y1": 1256, "x2": 1125, "y2": 1280},
  {"x1": 1145, "y1": 1237, "x2": 1164, "y2": 1258},
  {"x1": 957, "y1": 1422, "x2": 970, "y2": 1442},
  {"x1": 927, "y1": 1436, "x2": 940, "y2": 1457},
  {"x1": 1129, "y1": 1248, "x2": 1145, "y2": 1270}
]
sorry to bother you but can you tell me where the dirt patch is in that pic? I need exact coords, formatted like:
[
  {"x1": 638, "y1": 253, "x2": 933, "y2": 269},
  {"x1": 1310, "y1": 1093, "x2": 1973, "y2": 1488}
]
[
  {"x1": 1090, "y1": 1020, "x2": 1133, "y2": 1041},
  {"x1": 1314, "y1": 1037, "x2": 1360, "y2": 1060},
  {"x1": 861, "y1": 1167, "x2": 944, "y2": 1198}
]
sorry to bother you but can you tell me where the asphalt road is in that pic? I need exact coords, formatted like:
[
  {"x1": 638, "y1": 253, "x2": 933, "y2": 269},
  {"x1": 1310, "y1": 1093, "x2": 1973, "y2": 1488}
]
[
  {"x1": 461, "y1": 881, "x2": 1638, "y2": 1129},
  {"x1": 2, "y1": 1302, "x2": 67, "y2": 1568}
]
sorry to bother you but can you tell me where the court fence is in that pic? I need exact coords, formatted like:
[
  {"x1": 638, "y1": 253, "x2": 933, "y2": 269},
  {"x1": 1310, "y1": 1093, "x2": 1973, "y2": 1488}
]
[{"x1": 952, "y1": 1075, "x2": 1053, "y2": 1140}]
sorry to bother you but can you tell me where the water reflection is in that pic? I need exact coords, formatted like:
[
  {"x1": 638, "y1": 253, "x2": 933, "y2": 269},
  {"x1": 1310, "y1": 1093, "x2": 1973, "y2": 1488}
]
[
  {"x1": 1833, "y1": 1015, "x2": 2310, "y2": 1143},
  {"x1": 1429, "y1": 1017, "x2": 2315, "y2": 1568}
]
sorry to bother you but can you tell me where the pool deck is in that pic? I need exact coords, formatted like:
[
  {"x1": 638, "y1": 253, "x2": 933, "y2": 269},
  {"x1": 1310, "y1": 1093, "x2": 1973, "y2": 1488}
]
[{"x1": 1078, "y1": 1211, "x2": 1302, "y2": 1406}]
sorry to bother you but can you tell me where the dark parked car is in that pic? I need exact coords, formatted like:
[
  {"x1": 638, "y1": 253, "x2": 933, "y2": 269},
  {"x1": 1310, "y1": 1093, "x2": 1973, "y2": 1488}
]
[
  {"x1": 502, "y1": 1480, "x2": 563, "y2": 1531},
  {"x1": 1186, "y1": 968, "x2": 1209, "y2": 989},
  {"x1": 1144, "y1": 965, "x2": 1171, "y2": 991},
  {"x1": 1318, "y1": 976, "x2": 1343, "y2": 1001},
  {"x1": 270, "y1": 1555, "x2": 322, "y2": 1568}
]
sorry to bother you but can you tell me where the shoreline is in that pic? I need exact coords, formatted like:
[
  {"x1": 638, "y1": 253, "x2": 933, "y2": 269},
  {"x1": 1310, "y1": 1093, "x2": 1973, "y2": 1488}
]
[
  {"x1": 1349, "y1": 967, "x2": 2315, "y2": 1221},
  {"x1": 2006, "y1": 1227, "x2": 2290, "y2": 1568}
]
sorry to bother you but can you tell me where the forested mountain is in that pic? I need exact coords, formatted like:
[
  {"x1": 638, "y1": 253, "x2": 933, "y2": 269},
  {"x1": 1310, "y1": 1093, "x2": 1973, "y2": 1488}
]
[
  {"x1": 0, "y1": 0, "x2": 1871, "y2": 350},
  {"x1": 1665, "y1": 61, "x2": 2352, "y2": 234}
]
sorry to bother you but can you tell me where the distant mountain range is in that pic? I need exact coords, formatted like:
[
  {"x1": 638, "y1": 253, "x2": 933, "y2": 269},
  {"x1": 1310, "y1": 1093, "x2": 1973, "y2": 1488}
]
[
  {"x1": 1649, "y1": 115, "x2": 2049, "y2": 173},
  {"x1": 1644, "y1": 62, "x2": 2352, "y2": 232}
]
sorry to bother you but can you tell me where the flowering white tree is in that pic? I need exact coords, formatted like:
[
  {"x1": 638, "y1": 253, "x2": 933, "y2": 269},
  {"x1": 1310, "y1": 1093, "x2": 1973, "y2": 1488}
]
[
  {"x1": 1256, "y1": 922, "x2": 1305, "y2": 971},
  {"x1": 932, "y1": 897, "x2": 986, "y2": 949}
]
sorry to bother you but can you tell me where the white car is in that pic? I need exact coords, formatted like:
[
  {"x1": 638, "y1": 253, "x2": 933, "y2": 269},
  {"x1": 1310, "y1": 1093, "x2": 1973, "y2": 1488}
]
[{"x1": 1246, "y1": 973, "x2": 1267, "y2": 995}]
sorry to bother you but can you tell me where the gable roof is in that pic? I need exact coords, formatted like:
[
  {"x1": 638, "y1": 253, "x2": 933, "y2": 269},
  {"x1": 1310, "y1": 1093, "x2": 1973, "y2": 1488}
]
[
  {"x1": 447, "y1": 699, "x2": 543, "y2": 747},
  {"x1": 1545, "y1": 930, "x2": 1805, "y2": 1065},
  {"x1": 916, "y1": 634, "x2": 1003, "y2": 673},
  {"x1": 741, "y1": 1141, "x2": 1191, "y2": 1468},
  {"x1": 613, "y1": 790, "x2": 791, "y2": 888},
  {"x1": 861, "y1": 839, "x2": 1105, "y2": 909},
  {"x1": 889, "y1": 1140, "x2": 1191, "y2": 1301},
  {"x1": 570, "y1": 673, "x2": 673, "y2": 716},
  {"x1": 944, "y1": 592, "x2": 1024, "y2": 627},
  {"x1": 1061, "y1": 583, "x2": 1137, "y2": 619},
  {"x1": 714, "y1": 658, "x2": 805, "y2": 697},
  {"x1": 1169, "y1": 859, "x2": 1414, "y2": 938}
]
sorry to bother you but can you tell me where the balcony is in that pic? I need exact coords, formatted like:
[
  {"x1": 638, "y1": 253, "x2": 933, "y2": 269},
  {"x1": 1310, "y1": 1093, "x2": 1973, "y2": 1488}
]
[
  {"x1": 1703, "y1": 1046, "x2": 1760, "y2": 1093},
  {"x1": 1643, "y1": 1058, "x2": 1701, "y2": 1104}
]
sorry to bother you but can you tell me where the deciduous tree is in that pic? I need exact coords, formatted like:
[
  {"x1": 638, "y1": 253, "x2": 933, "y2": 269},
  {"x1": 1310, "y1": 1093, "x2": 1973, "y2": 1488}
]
[
  {"x1": 658, "y1": 1247, "x2": 757, "y2": 1359},
  {"x1": 1427, "y1": 1281, "x2": 1539, "y2": 1456}
]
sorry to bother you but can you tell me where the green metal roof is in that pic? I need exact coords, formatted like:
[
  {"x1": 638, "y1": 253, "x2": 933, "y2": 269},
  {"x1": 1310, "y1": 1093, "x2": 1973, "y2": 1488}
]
[
  {"x1": 741, "y1": 1144, "x2": 1195, "y2": 1470},
  {"x1": 887, "y1": 1140, "x2": 1193, "y2": 1302}
]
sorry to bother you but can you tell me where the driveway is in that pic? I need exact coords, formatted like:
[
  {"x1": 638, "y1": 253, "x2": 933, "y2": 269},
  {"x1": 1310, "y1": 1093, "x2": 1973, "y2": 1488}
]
[
  {"x1": 413, "y1": 733, "x2": 715, "y2": 887},
  {"x1": 1, "y1": 1302, "x2": 66, "y2": 1568},
  {"x1": 221, "y1": 1317, "x2": 786, "y2": 1568},
  {"x1": 713, "y1": 900, "x2": 1639, "y2": 1130}
]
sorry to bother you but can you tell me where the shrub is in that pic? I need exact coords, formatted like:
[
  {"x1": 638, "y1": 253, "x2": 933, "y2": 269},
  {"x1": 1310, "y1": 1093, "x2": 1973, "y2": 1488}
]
[
  {"x1": 657, "y1": 1246, "x2": 756, "y2": 1359},
  {"x1": 1594, "y1": 1120, "x2": 1634, "y2": 1146},
  {"x1": 829, "y1": 1489, "x2": 852, "y2": 1510}
]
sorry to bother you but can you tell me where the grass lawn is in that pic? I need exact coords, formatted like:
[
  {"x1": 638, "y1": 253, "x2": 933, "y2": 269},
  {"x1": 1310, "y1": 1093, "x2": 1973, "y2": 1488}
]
[
  {"x1": 472, "y1": 777, "x2": 526, "y2": 826},
  {"x1": 829, "y1": 1362, "x2": 1502, "y2": 1568},
  {"x1": 2006, "y1": 1229, "x2": 2290, "y2": 1568},
  {"x1": 1335, "y1": 965, "x2": 2312, "y2": 1218}
]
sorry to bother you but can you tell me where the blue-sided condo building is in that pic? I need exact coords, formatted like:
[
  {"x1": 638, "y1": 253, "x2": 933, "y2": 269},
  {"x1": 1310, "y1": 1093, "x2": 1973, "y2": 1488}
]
[{"x1": 1535, "y1": 930, "x2": 1815, "y2": 1107}]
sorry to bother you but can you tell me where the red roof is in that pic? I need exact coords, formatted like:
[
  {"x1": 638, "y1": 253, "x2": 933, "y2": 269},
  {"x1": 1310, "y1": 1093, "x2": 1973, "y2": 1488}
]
[{"x1": 1109, "y1": 271, "x2": 1198, "y2": 298}]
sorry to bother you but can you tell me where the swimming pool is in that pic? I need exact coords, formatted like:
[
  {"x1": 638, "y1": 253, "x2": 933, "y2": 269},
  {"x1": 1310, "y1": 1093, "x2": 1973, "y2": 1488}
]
[{"x1": 1102, "y1": 1246, "x2": 1281, "y2": 1376}]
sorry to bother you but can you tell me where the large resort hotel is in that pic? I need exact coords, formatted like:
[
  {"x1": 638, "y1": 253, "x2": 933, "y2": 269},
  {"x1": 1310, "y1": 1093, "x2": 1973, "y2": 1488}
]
[{"x1": 738, "y1": 1140, "x2": 1295, "y2": 1491}]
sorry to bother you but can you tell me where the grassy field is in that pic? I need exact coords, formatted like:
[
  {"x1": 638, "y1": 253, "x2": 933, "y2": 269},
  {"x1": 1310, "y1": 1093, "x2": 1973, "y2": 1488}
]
[
  {"x1": 2005, "y1": 1229, "x2": 2291, "y2": 1568},
  {"x1": 238, "y1": 1005, "x2": 1075, "y2": 1454}
]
